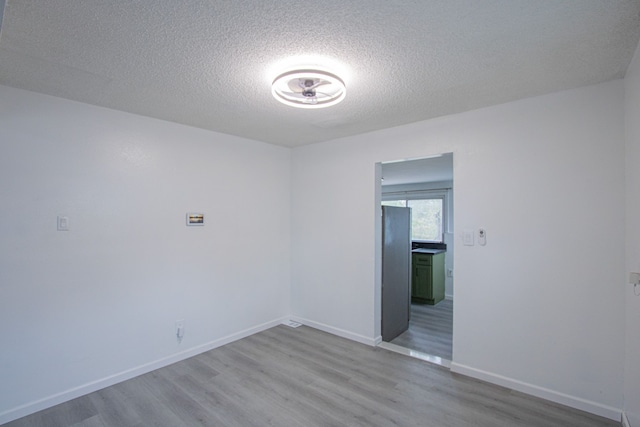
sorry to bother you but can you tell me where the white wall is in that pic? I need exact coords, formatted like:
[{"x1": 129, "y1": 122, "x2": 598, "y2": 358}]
[
  {"x1": 0, "y1": 86, "x2": 291, "y2": 423},
  {"x1": 291, "y1": 80, "x2": 625, "y2": 419},
  {"x1": 624, "y1": 41, "x2": 640, "y2": 427}
]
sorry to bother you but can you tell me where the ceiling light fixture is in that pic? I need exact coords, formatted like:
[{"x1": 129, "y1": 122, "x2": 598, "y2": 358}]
[{"x1": 271, "y1": 69, "x2": 346, "y2": 109}]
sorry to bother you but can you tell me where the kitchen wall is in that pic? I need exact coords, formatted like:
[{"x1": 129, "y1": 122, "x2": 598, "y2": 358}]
[
  {"x1": 0, "y1": 86, "x2": 291, "y2": 423},
  {"x1": 291, "y1": 80, "x2": 625, "y2": 419},
  {"x1": 624, "y1": 40, "x2": 640, "y2": 427}
]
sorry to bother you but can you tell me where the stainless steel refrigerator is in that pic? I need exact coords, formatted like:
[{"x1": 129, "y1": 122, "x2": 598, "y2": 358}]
[{"x1": 381, "y1": 205, "x2": 411, "y2": 342}]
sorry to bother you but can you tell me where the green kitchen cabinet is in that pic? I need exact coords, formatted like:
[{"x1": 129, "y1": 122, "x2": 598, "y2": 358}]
[{"x1": 411, "y1": 251, "x2": 445, "y2": 305}]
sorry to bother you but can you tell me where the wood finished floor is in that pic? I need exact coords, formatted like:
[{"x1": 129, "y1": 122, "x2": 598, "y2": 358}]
[
  {"x1": 5, "y1": 325, "x2": 618, "y2": 427},
  {"x1": 391, "y1": 299, "x2": 453, "y2": 360}
]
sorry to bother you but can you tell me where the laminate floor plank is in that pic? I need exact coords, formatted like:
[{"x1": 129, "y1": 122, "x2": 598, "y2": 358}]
[
  {"x1": 159, "y1": 365, "x2": 258, "y2": 427},
  {"x1": 137, "y1": 370, "x2": 224, "y2": 426},
  {"x1": 304, "y1": 374, "x2": 423, "y2": 427},
  {"x1": 202, "y1": 343, "x2": 343, "y2": 426},
  {"x1": 264, "y1": 325, "x2": 439, "y2": 385},
  {"x1": 5, "y1": 395, "x2": 97, "y2": 427},
  {"x1": 86, "y1": 386, "x2": 142, "y2": 427},
  {"x1": 5, "y1": 325, "x2": 618, "y2": 427},
  {"x1": 69, "y1": 414, "x2": 107, "y2": 427},
  {"x1": 244, "y1": 330, "x2": 400, "y2": 392},
  {"x1": 213, "y1": 346, "x2": 355, "y2": 426},
  {"x1": 179, "y1": 360, "x2": 301, "y2": 427},
  {"x1": 391, "y1": 299, "x2": 453, "y2": 359},
  {"x1": 111, "y1": 375, "x2": 187, "y2": 427}
]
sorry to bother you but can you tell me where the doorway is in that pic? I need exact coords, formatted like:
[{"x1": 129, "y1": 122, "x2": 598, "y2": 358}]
[{"x1": 378, "y1": 153, "x2": 454, "y2": 364}]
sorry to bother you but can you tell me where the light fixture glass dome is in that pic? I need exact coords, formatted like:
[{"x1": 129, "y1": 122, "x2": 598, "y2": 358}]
[{"x1": 271, "y1": 69, "x2": 346, "y2": 109}]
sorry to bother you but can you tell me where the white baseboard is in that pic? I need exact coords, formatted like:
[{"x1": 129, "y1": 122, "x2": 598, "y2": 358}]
[
  {"x1": 290, "y1": 316, "x2": 378, "y2": 347},
  {"x1": 622, "y1": 411, "x2": 630, "y2": 427},
  {"x1": 0, "y1": 316, "x2": 288, "y2": 425},
  {"x1": 450, "y1": 362, "x2": 622, "y2": 421}
]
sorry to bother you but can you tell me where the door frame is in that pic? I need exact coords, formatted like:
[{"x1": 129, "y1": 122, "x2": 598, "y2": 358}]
[{"x1": 374, "y1": 154, "x2": 455, "y2": 356}]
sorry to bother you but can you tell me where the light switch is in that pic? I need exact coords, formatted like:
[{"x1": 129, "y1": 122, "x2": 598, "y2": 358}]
[
  {"x1": 463, "y1": 230, "x2": 474, "y2": 246},
  {"x1": 57, "y1": 216, "x2": 69, "y2": 231}
]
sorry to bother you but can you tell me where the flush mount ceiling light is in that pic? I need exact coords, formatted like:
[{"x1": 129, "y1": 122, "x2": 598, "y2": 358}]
[{"x1": 271, "y1": 69, "x2": 346, "y2": 109}]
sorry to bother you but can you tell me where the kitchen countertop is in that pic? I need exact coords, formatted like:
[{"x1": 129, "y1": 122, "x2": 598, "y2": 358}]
[{"x1": 412, "y1": 248, "x2": 446, "y2": 255}]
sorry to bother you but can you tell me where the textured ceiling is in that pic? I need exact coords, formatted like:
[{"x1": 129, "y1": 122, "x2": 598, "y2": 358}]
[{"x1": 0, "y1": 1, "x2": 639, "y2": 147}]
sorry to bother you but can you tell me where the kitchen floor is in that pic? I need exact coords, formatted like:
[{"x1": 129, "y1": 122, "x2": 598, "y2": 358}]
[{"x1": 390, "y1": 299, "x2": 453, "y2": 360}]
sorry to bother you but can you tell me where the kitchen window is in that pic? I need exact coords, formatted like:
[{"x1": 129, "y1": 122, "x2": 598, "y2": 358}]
[{"x1": 382, "y1": 197, "x2": 445, "y2": 242}]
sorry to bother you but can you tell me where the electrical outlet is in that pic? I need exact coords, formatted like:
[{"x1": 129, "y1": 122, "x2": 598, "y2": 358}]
[{"x1": 175, "y1": 319, "x2": 185, "y2": 341}]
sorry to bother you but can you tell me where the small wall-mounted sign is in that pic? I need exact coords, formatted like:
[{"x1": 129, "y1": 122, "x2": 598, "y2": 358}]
[{"x1": 186, "y1": 213, "x2": 204, "y2": 226}]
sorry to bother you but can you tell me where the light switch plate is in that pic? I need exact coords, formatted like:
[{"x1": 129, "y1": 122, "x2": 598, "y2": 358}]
[
  {"x1": 57, "y1": 216, "x2": 69, "y2": 231},
  {"x1": 463, "y1": 230, "x2": 474, "y2": 246},
  {"x1": 630, "y1": 272, "x2": 640, "y2": 285}
]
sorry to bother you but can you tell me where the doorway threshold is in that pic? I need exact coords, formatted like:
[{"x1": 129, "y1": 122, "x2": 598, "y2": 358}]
[{"x1": 377, "y1": 341, "x2": 451, "y2": 369}]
